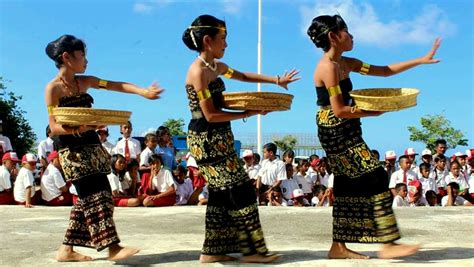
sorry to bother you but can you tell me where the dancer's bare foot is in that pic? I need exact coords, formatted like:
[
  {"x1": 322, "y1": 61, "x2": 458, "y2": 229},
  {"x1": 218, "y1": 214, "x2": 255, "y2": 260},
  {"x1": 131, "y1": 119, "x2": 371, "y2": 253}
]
[
  {"x1": 108, "y1": 244, "x2": 140, "y2": 261},
  {"x1": 378, "y1": 243, "x2": 420, "y2": 259},
  {"x1": 241, "y1": 253, "x2": 281, "y2": 263},
  {"x1": 199, "y1": 254, "x2": 237, "y2": 263},
  {"x1": 56, "y1": 245, "x2": 93, "y2": 262},
  {"x1": 328, "y1": 242, "x2": 370, "y2": 259}
]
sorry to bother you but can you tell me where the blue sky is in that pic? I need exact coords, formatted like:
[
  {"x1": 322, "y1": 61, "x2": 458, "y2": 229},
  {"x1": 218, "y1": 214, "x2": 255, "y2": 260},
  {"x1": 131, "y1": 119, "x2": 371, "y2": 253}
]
[{"x1": 0, "y1": 0, "x2": 472, "y2": 157}]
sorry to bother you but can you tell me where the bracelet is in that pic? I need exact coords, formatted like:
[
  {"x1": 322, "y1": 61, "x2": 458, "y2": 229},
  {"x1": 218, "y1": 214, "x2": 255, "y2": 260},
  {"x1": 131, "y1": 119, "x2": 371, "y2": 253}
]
[
  {"x1": 276, "y1": 75, "x2": 280, "y2": 85},
  {"x1": 350, "y1": 106, "x2": 357, "y2": 113}
]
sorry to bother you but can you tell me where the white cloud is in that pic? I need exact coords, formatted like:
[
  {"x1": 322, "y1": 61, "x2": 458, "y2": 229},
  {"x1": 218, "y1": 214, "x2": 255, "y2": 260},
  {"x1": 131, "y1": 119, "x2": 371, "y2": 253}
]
[
  {"x1": 221, "y1": 0, "x2": 244, "y2": 15},
  {"x1": 133, "y1": 0, "x2": 172, "y2": 14},
  {"x1": 300, "y1": 0, "x2": 456, "y2": 46},
  {"x1": 133, "y1": 3, "x2": 154, "y2": 14}
]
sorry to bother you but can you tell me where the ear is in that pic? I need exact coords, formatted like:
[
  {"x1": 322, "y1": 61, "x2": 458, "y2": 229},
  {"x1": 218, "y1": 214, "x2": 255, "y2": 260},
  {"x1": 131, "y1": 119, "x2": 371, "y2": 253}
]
[
  {"x1": 327, "y1": 31, "x2": 339, "y2": 45},
  {"x1": 202, "y1": 35, "x2": 212, "y2": 49},
  {"x1": 61, "y1": 51, "x2": 71, "y2": 63}
]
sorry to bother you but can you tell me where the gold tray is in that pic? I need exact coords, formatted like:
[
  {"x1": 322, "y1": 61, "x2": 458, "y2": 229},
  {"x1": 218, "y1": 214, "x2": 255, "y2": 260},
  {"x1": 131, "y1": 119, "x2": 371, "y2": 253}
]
[
  {"x1": 349, "y1": 88, "x2": 419, "y2": 111},
  {"x1": 52, "y1": 107, "x2": 131, "y2": 126},
  {"x1": 222, "y1": 92, "x2": 294, "y2": 111}
]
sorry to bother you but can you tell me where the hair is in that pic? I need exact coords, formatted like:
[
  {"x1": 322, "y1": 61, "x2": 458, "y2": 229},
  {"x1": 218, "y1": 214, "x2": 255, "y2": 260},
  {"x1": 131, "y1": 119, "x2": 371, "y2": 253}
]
[
  {"x1": 156, "y1": 126, "x2": 170, "y2": 145},
  {"x1": 271, "y1": 186, "x2": 282, "y2": 193},
  {"x1": 182, "y1": 15, "x2": 226, "y2": 52},
  {"x1": 110, "y1": 154, "x2": 126, "y2": 180},
  {"x1": 46, "y1": 125, "x2": 51, "y2": 138},
  {"x1": 398, "y1": 155, "x2": 409, "y2": 163},
  {"x1": 309, "y1": 154, "x2": 319, "y2": 161},
  {"x1": 447, "y1": 182, "x2": 459, "y2": 190},
  {"x1": 371, "y1": 149, "x2": 380, "y2": 160},
  {"x1": 263, "y1": 143, "x2": 277, "y2": 155},
  {"x1": 283, "y1": 150, "x2": 295, "y2": 160},
  {"x1": 307, "y1": 15, "x2": 348, "y2": 52},
  {"x1": 175, "y1": 165, "x2": 187, "y2": 176},
  {"x1": 450, "y1": 159, "x2": 461, "y2": 169},
  {"x1": 45, "y1": 35, "x2": 86, "y2": 68},
  {"x1": 120, "y1": 121, "x2": 132, "y2": 135},
  {"x1": 419, "y1": 162, "x2": 431, "y2": 172},
  {"x1": 285, "y1": 163, "x2": 294, "y2": 174},
  {"x1": 435, "y1": 139, "x2": 447, "y2": 147},
  {"x1": 144, "y1": 133, "x2": 157, "y2": 143},
  {"x1": 127, "y1": 158, "x2": 139, "y2": 171},
  {"x1": 298, "y1": 159, "x2": 310, "y2": 168},
  {"x1": 434, "y1": 154, "x2": 446, "y2": 162},
  {"x1": 253, "y1": 153, "x2": 261, "y2": 164},
  {"x1": 425, "y1": 190, "x2": 437, "y2": 199},
  {"x1": 313, "y1": 184, "x2": 327, "y2": 195},
  {"x1": 395, "y1": 183, "x2": 407, "y2": 192},
  {"x1": 148, "y1": 153, "x2": 163, "y2": 166}
]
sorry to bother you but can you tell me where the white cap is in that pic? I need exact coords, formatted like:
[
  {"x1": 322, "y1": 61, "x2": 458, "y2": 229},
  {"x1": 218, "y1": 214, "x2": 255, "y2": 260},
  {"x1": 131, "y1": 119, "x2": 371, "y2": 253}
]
[
  {"x1": 454, "y1": 151, "x2": 467, "y2": 157},
  {"x1": 421, "y1": 149, "x2": 432, "y2": 156},
  {"x1": 385, "y1": 150, "x2": 396, "y2": 160},
  {"x1": 242, "y1": 149, "x2": 253, "y2": 158},
  {"x1": 292, "y1": 189, "x2": 304, "y2": 199},
  {"x1": 466, "y1": 150, "x2": 472, "y2": 158},
  {"x1": 21, "y1": 153, "x2": 38, "y2": 164},
  {"x1": 404, "y1": 147, "x2": 418, "y2": 156},
  {"x1": 186, "y1": 156, "x2": 198, "y2": 168}
]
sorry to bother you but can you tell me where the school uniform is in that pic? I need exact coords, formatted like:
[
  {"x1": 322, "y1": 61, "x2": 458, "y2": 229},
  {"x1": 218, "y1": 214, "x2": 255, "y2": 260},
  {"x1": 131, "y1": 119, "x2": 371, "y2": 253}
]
[
  {"x1": 389, "y1": 169, "x2": 418, "y2": 189},
  {"x1": 114, "y1": 137, "x2": 141, "y2": 160},
  {"x1": 392, "y1": 195, "x2": 409, "y2": 207},
  {"x1": 418, "y1": 176, "x2": 437, "y2": 195},
  {"x1": 257, "y1": 158, "x2": 287, "y2": 186},
  {"x1": 444, "y1": 172, "x2": 470, "y2": 192},
  {"x1": 37, "y1": 137, "x2": 55, "y2": 160},
  {"x1": 41, "y1": 164, "x2": 71, "y2": 205},
  {"x1": 175, "y1": 178, "x2": 193, "y2": 205},
  {"x1": 441, "y1": 195, "x2": 469, "y2": 206},
  {"x1": 13, "y1": 167, "x2": 36, "y2": 203},
  {"x1": 0, "y1": 165, "x2": 14, "y2": 204}
]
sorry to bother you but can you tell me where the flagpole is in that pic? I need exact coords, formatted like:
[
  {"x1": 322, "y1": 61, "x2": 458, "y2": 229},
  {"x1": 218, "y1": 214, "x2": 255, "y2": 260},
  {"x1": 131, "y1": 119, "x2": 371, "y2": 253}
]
[{"x1": 257, "y1": 0, "x2": 262, "y2": 156}]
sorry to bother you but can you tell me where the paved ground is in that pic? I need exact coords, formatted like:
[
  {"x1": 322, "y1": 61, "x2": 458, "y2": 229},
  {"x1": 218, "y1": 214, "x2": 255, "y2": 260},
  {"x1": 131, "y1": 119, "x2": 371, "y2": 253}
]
[{"x1": 0, "y1": 205, "x2": 473, "y2": 266}]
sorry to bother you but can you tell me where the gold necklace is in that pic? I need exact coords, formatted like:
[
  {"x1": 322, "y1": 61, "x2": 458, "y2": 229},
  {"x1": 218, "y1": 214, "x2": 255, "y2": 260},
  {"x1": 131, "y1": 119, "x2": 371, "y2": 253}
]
[
  {"x1": 58, "y1": 76, "x2": 80, "y2": 96},
  {"x1": 198, "y1": 56, "x2": 217, "y2": 72}
]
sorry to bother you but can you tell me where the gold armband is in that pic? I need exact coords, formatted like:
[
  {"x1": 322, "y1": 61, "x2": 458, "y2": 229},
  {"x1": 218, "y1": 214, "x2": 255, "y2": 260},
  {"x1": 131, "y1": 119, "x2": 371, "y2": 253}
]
[
  {"x1": 98, "y1": 79, "x2": 108, "y2": 89},
  {"x1": 47, "y1": 105, "x2": 58, "y2": 115},
  {"x1": 327, "y1": 85, "x2": 342, "y2": 97},
  {"x1": 197, "y1": 88, "x2": 212, "y2": 101},
  {"x1": 223, "y1": 67, "x2": 234, "y2": 79},
  {"x1": 359, "y1": 62, "x2": 370, "y2": 75}
]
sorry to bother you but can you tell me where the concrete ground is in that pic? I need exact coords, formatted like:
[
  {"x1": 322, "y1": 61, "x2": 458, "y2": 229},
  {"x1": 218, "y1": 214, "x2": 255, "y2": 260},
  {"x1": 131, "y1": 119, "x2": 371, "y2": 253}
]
[{"x1": 0, "y1": 205, "x2": 473, "y2": 267}]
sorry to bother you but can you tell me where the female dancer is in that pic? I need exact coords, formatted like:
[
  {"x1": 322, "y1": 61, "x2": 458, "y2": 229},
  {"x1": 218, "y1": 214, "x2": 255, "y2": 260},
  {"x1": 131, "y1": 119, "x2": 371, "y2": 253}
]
[
  {"x1": 306, "y1": 15, "x2": 440, "y2": 259},
  {"x1": 182, "y1": 15, "x2": 299, "y2": 263},
  {"x1": 45, "y1": 34, "x2": 163, "y2": 261}
]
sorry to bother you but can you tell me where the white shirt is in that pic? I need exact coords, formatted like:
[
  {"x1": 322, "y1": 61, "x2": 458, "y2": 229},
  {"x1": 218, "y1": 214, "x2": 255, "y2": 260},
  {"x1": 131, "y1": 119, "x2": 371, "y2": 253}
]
[
  {"x1": 175, "y1": 178, "x2": 193, "y2": 205},
  {"x1": 418, "y1": 176, "x2": 437, "y2": 195},
  {"x1": 152, "y1": 168, "x2": 175, "y2": 193},
  {"x1": 102, "y1": 141, "x2": 115, "y2": 155},
  {"x1": 389, "y1": 169, "x2": 418, "y2": 188},
  {"x1": 433, "y1": 168, "x2": 449, "y2": 188},
  {"x1": 410, "y1": 196, "x2": 429, "y2": 207},
  {"x1": 244, "y1": 164, "x2": 261, "y2": 180},
  {"x1": 293, "y1": 172, "x2": 313, "y2": 194},
  {"x1": 444, "y1": 172, "x2": 470, "y2": 192},
  {"x1": 198, "y1": 185, "x2": 208, "y2": 200},
  {"x1": 0, "y1": 165, "x2": 12, "y2": 192},
  {"x1": 257, "y1": 158, "x2": 287, "y2": 186},
  {"x1": 69, "y1": 184, "x2": 77, "y2": 195},
  {"x1": 0, "y1": 134, "x2": 13, "y2": 152},
  {"x1": 280, "y1": 178, "x2": 299, "y2": 200},
  {"x1": 441, "y1": 195, "x2": 469, "y2": 206},
  {"x1": 139, "y1": 147, "x2": 154, "y2": 167},
  {"x1": 107, "y1": 172, "x2": 124, "y2": 193},
  {"x1": 469, "y1": 174, "x2": 474, "y2": 194},
  {"x1": 392, "y1": 195, "x2": 409, "y2": 207},
  {"x1": 113, "y1": 137, "x2": 141, "y2": 160},
  {"x1": 125, "y1": 170, "x2": 140, "y2": 184},
  {"x1": 311, "y1": 196, "x2": 329, "y2": 207},
  {"x1": 317, "y1": 172, "x2": 330, "y2": 187},
  {"x1": 37, "y1": 137, "x2": 54, "y2": 160},
  {"x1": 13, "y1": 167, "x2": 35, "y2": 202},
  {"x1": 40, "y1": 164, "x2": 66, "y2": 201},
  {"x1": 327, "y1": 173, "x2": 334, "y2": 188}
]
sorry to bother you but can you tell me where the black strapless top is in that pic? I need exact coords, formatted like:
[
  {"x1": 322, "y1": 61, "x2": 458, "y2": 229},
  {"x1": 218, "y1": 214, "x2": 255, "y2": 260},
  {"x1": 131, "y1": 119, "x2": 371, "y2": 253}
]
[
  {"x1": 53, "y1": 93, "x2": 101, "y2": 150},
  {"x1": 316, "y1": 78, "x2": 353, "y2": 106}
]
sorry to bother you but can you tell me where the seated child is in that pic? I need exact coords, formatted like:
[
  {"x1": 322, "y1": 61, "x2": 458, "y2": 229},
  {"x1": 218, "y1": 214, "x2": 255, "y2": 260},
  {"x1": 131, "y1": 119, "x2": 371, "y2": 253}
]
[
  {"x1": 124, "y1": 159, "x2": 140, "y2": 196},
  {"x1": 407, "y1": 179, "x2": 428, "y2": 207},
  {"x1": 291, "y1": 188, "x2": 309, "y2": 207},
  {"x1": 107, "y1": 154, "x2": 142, "y2": 207},
  {"x1": 280, "y1": 163, "x2": 299, "y2": 204},
  {"x1": 0, "y1": 152, "x2": 19, "y2": 204},
  {"x1": 311, "y1": 184, "x2": 330, "y2": 207},
  {"x1": 425, "y1": 190, "x2": 438, "y2": 206},
  {"x1": 142, "y1": 154, "x2": 176, "y2": 207},
  {"x1": 198, "y1": 184, "x2": 208, "y2": 206},
  {"x1": 40, "y1": 151, "x2": 72, "y2": 206},
  {"x1": 14, "y1": 153, "x2": 41, "y2": 207},
  {"x1": 444, "y1": 159, "x2": 470, "y2": 200},
  {"x1": 267, "y1": 186, "x2": 288, "y2": 206},
  {"x1": 441, "y1": 182, "x2": 472, "y2": 206},
  {"x1": 392, "y1": 183, "x2": 409, "y2": 207},
  {"x1": 173, "y1": 165, "x2": 195, "y2": 205}
]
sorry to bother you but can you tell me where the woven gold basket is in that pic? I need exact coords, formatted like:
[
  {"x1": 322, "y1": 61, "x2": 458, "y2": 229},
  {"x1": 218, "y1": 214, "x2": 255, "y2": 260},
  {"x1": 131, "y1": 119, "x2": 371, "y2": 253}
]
[
  {"x1": 52, "y1": 108, "x2": 132, "y2": 126},
  {"x1": 222, "y1": 92, "x2": 294, "y2": 111},
  {"x1": 349, "y1": 88, "x2": 419, "y2": 111}
]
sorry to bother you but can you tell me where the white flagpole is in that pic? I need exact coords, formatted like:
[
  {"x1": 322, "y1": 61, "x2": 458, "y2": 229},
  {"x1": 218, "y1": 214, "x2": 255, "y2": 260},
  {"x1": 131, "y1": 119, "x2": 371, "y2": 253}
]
[{"x1": 257, "y1": 0, "x2": 262, "y2": 156}]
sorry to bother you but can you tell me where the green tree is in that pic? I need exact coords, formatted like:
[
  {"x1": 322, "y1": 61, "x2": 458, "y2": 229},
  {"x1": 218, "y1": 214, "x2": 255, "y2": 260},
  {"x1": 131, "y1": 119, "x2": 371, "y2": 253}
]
[
  {"x1": 273, "y1": 135, "x2": 298, "y2": 153},
  {"x1": 407, "y1": 114, "x2": 468, "y2": 151},
  {"x1": 0, "y1": 77, "x2": 37, "y2": 156},
  {"x1": 163, "y1": 118, "x2": 186, "y2": 136}
]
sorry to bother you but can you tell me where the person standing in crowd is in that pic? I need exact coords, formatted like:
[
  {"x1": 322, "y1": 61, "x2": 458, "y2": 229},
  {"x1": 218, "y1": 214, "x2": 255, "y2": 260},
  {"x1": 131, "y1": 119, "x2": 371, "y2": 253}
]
[
  {"x1": 242, "y1": 149, "x2": 260, "y2": 185},
  {"x1": 38, "y1": 125, "x2": 55, "y2": 174},
  {"x1": 139, "y1": 133, "x2": 158, "y2": 173},
  {"x1": 433, "y1": 139, "x2": 449, "y2": 170},
  {"x1": 404, "y1": 148, "x2": 418, "y2": 172},
  {"x1": 0, "y1": 120, "x2": 13, "y2": 153},
  {"x1": 389, "y1": 156, "x2": 418, "y2": 197},
  {"x1": 41, "y1": 151, "x2": 72, "y2": 206},
  {"x1": 155, "y1": 126, "x2": 176, "y2": 171},
  {"x1": 114, "y1": 121, "x2": 142, "y2": 163},
  {"x1": 0, "y1": 152, "x2": 19, "y2": 204},
  {"x1": 44, "y1": 34, "x2": 163, "y2": 261},
  {"x1": 96, "y1": 127, "x2": 114, "y2": 155},
  {"x1": 182, "y1": 15, "x2": 298, "y2": 263},
  {"x1": 307, "y1": 14, "x2": 440, "y2": 259},
  {"x1": 384, "y1": 150, "x2": 397, "y2": 177}
]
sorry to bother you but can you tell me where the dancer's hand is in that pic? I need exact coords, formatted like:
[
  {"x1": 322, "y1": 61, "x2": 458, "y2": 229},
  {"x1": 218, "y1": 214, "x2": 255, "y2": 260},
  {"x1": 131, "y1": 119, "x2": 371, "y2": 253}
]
[
  {"x1": 419, "y1": 38, "x2": 441, "y2": 64},
  {"x1": 141, "y1": 82, "x2": 164, "y2": 100},
  {"x1": 277, "y1": 69, "x2": 301, "y2": 90}
]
